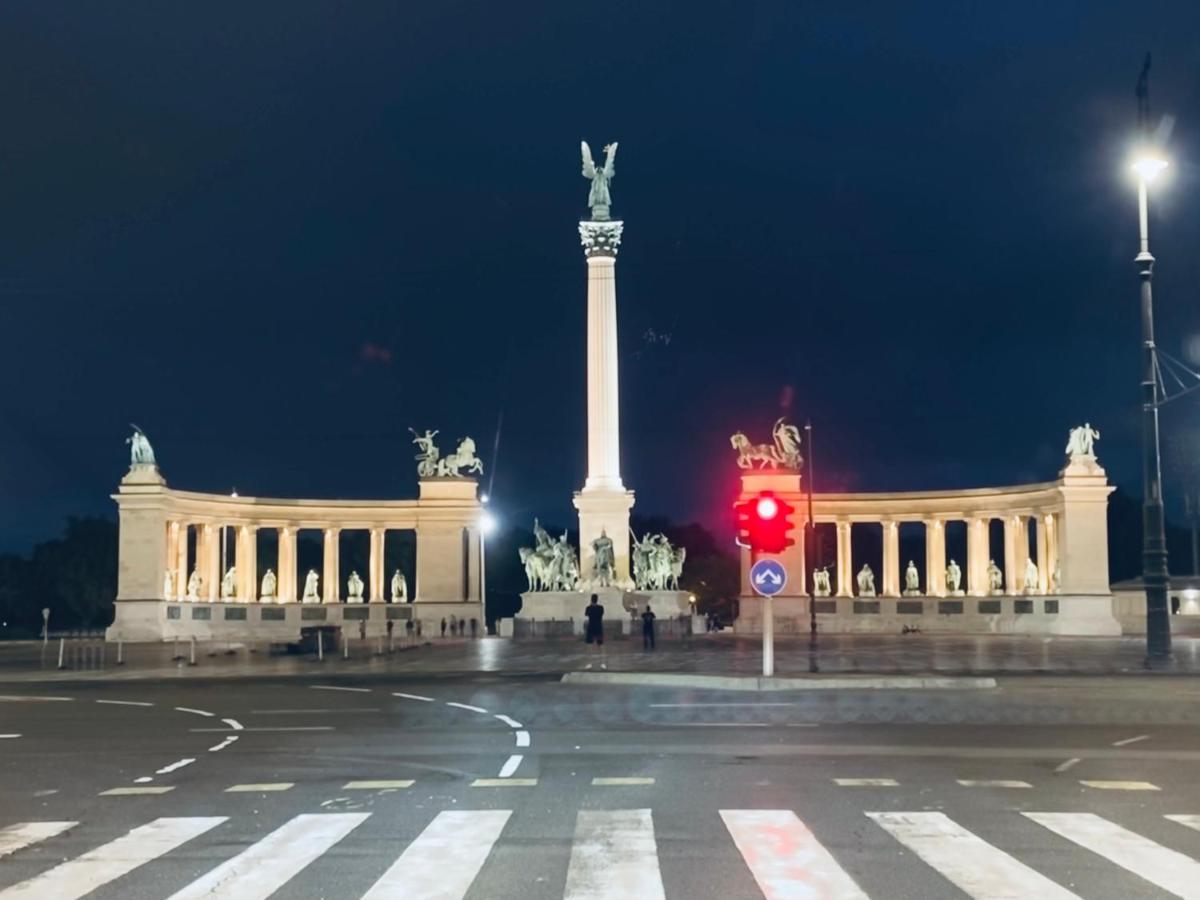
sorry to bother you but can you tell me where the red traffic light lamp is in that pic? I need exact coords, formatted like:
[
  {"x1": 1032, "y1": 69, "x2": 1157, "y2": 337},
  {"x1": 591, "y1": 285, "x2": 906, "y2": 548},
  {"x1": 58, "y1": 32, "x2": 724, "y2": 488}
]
[{"x1": 736, "y1": 491, "x2": 796, "y2": 554}]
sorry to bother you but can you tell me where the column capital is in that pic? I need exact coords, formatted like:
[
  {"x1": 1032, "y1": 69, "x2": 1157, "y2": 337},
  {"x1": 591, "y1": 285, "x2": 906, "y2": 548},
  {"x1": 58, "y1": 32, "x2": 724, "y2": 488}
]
[{"x1": 579, "y1": 220, "x2": 624, "y2": 258}]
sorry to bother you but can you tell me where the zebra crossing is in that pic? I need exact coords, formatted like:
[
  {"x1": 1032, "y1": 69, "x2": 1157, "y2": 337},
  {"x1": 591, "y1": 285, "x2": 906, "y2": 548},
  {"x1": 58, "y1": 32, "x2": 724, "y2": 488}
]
[{"x1": 3, "y1": 806, "x2": 1200, "y2": 898}]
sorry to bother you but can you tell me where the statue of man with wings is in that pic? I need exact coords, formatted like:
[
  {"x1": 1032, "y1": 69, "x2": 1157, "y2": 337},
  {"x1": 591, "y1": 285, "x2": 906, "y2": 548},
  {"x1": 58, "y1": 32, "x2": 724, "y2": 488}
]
[{"x1": 581, "y1": 141, "x2": 618, "y2": 221}]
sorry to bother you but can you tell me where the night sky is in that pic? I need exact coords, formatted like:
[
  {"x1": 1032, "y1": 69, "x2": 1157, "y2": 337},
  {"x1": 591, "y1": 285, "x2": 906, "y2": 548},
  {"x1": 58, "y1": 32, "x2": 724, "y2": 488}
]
[{"x1": 2, "y1": 3, "x2": 1199, "y2": 553}]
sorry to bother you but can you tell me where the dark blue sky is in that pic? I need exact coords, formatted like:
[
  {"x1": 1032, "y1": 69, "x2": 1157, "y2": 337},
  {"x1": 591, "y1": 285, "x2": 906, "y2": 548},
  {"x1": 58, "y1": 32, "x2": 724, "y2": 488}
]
[{"x1": 2, "y1": 2, "x2": 1199, "y2": 552}]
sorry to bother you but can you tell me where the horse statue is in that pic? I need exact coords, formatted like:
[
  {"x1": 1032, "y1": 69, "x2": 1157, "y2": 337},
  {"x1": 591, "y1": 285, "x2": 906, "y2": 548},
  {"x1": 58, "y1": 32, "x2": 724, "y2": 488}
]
[
  {"x1": 436, "y1": 436, "x2": 484, "y2": 477},
  {"x1": 730, "y1": 418, "x2": 804, "y2": 470},
  {"x1": 730, "y1": 432, "x2": 781, "y2": 469},
  {"x1": 667, "y1": 546, "x2": 686, "y2": 591}
]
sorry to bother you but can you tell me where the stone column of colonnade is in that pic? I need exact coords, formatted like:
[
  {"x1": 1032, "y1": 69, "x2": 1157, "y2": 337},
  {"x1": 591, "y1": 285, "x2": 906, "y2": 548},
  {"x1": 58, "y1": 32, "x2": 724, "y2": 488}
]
[
  {"x1": 322, "y1": 528, "x2": 340, "y2": 603},
  {"x1": 235, "y1": 526, "x2": 256, "y2": 601},
  {"x1": 924, "y1": 519, "x2": 946, "y2": 596},
  {"x1": 835, "y1": 521, "x2": 853, "y2": 597},
  {"x1": 368, "y1": 528, "x2": 386, "y2": 601},
  {"x1": 201, "y1": 524, "x2": 220, "y2": 601},
  {"x1": 882, "y1": 520, "x2": 900, "y2": 596},
  {"x1": 278, "y1": 527, "x2": 297, "y2": 602},
  {"x1": 966, "y1": 517, "x2": 989, "y2": 596}
]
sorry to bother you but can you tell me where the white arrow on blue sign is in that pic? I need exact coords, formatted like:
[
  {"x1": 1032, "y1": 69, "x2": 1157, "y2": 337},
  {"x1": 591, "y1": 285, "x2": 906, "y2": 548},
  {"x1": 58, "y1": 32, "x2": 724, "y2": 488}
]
[{"x1": 749, "y1": 559, "x2": 787, "y2": 597}]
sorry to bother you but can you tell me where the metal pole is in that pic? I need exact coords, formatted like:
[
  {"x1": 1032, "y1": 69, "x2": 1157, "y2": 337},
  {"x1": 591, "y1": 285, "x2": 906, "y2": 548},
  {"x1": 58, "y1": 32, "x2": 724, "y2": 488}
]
[
  {"x1": 188, "y1": 636, "x2": 197, "y2": 666},
  {"x1": 1138, "y1": 176, "x2": 1172, "y2": 666},
  {"x1": 806, "y1": 421, "x2": 817, "y2": 642},
  {"x1": 343, "y1": 634, "x2": 349, "y2": 659},
  {"x1": 57, "y1": 638, "x2": 65, "y2": 669},
  {"x1": 480, "y1": 528, "x2": 488, "y2": 635},
  {"x1": 317, "y1": 630, "x2": 324, "y2": 661},
  {"x1": 117, "y1": 640, "x2": 124, "y2": 665},
  {"x1": 762, "y1": 592, "x2": 774, "y2": 677}
]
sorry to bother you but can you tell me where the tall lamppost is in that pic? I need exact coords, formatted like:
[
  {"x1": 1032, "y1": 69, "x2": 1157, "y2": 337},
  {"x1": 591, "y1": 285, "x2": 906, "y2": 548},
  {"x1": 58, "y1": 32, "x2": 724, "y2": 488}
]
[
  {"x1": 479, "y1": 504, "x2": 497, "y2": 634},
  {"x1": 1132, "y1": 139, "x2": 1171, "y2": 666}
]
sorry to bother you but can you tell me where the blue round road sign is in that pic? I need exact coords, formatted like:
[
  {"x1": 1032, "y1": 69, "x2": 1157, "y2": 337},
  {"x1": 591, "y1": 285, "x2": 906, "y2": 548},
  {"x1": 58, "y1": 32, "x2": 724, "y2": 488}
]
[{"x1": 749, "y1": 559, "x2": 787, "y2": 597}]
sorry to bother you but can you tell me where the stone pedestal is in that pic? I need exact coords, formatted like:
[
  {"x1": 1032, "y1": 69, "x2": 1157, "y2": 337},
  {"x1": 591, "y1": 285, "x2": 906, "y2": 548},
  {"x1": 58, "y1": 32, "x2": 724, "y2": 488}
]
[{"x1": 574, "y1": 489, "x2": 635, "y2": 587}]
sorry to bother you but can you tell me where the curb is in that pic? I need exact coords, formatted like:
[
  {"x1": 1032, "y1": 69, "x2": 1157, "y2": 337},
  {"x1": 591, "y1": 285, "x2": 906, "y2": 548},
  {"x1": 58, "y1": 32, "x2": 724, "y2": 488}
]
[{"x1": 560, "y1": 672, "x2": 997, "y2": 691}]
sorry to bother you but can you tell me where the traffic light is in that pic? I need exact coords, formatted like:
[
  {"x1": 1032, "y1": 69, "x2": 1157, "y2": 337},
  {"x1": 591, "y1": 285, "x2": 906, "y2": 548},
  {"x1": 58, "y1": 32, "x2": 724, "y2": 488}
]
[{"x1": 735, "y1": 491, "x2": 796, "y2": 554}]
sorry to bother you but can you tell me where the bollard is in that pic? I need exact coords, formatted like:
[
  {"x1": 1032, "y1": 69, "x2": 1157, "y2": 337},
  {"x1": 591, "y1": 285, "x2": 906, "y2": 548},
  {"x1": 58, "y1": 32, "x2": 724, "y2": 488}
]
[
  {"x1": 388, "y1": 634, "x2": 394, "y2": 654},
  {"x1": 376, "y1": 636, "x2": 383, "y2": 656},
  {"x1": 117, "y1": 640, "x2": 125, "y2": 665},
  {"x1": 317, "y1": 630, "x2": 324, "y2": 661},
  {"x1": 188, "y1": 636, "x2": 197, "y2": 666},
  {"x1": 57, "y1": 638, "x2": 65, "y2": 670},
  {"x1": 343, "y1": 636, "x2": 349, "y2": 660}
]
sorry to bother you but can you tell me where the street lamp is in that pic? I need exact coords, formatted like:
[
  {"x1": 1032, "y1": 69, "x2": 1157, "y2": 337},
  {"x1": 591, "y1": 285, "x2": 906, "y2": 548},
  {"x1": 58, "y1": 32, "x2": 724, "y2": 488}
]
[
  {"x1": 479, "y1": 508, "x2": 497, "y2": 633},
  {"x1": 1131, "y1": 146, "x2": 1172, "y2": 666}
]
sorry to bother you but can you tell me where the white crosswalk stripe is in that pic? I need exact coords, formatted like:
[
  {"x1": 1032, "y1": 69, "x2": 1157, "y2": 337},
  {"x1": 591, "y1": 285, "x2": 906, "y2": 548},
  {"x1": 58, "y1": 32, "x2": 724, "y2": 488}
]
[
  {"x1": 0, "y1": 817, "x2": 224, "y2": 900},
  {"x1": 869, "y1": 811, "x2": 1082, "y2": 900},
  {"x1": 168, "y1": 813, "x2": 367, "y2": 900},
  {"x1": 564, "y1": 809, "x2": 666, "y2": 900},
  {"x1": 0, "y1": 822, "x2": 76, "y2": 860},
  {"x1": 361, "y1": 810, "x2": 510, "y2": 899},
  {"x1": 722, "y1": 809, "x2": 869, "y2": 899},
  {"x1": 1026, "y1": 812, "x2": 1200, "y2": 900}
]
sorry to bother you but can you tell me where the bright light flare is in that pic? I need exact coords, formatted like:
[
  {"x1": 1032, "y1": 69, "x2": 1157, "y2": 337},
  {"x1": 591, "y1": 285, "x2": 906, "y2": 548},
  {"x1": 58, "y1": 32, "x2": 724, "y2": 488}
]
[
  {"x1": 756, "y1": 496, "x2": 778, "y2": 520},
  {"x1": 1131, "y1": 152, "x2": 1169, "y2": 184},
  {"x1": 480, "y1": 510, "x2": 498, "y2": 535}
]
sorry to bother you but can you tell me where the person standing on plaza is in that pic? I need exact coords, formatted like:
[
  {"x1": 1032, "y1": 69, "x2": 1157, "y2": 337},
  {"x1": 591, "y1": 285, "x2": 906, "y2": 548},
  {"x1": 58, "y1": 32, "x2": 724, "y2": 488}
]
[
  {"x1": 641, "y1": 604, "x2": 656, "y2": 650},
  {"x1": 583, "y1": 594, "x2": 606, "y2": 669}
]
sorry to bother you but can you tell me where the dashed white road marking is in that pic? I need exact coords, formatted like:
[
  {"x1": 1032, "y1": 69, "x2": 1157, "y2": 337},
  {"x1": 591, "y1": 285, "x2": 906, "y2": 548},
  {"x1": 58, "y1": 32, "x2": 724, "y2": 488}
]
[
  {"x1": 1112, "y1": 734, "x2": 1151, "y2": 747},
  {"x1": 343, "y1": 780, "x2": 414, "y2": 790},
  {"x1": 221, "y1": 718, "x2": 244, "y2": 731},
  {"x1": 100, "y1": 786, "x2": 175, "y2": 796},
  {"x1": 564, "y1": 809, "x2": 666, "y2": 900},
  {"x1": 835, "y1": 778, "x2": 898, "y2": 787},
  {"x1": 173, "y1": 707, "x2": 215, "y2": 717},
  {"x1": 192, "y1": 726, "x2": 333, "y2": 733},
  {"x1": 96, "y1": 699, "x2": 153, "y2": 707},
  {"x1": 494, "y1": 714, "x2": 522, "y2": 728},
  {"x1": 225, "y1": 783, "x2": 294, "y2": 793},
  {"x1": 446, "y1": 702, "x2": 488, "y2": 714},
  {"x1": 209, "y1": 736, "x2": 238, "y2": 752},
  {"x1": 0, "y1": 816, "x2": 223, "y2": 900},
  {"x1": 0, "y1": 821, "x2": 76, "y2": 859},
  {"x1": 167, "y1": 813, "x2": 367, "y2": 900},
  {"x1": 1079, "y1": 780, "x2": 1159, "y2": 791},
  {"x1": 311, "y1": 685, "x2": 371, "y2": 693},
  {"x1": 1054, "y1": 758, "x2": 1081, "y2": 773},
  {"x1": 0, "y1": 734, "x2": 20, "y2": 739},
  {"x1": 392, "y1": 692, "x2": 434, "y2": 702},
  {"x1": 1168, "y1": 814, "x2": 1200, "y2": 833},
  {"x1": 651, "y1": 702, "x2": 794, "y2": 708},
  {"x1": 499, "y1": 754, "x2": 523, "y2": 778},
  {"x1": 671, "y1": 722, "x2": 768, "y2": 727},
  {"x1": 1027, "y1": 812, "x2": 1200, "y2": 899},
  {"x1": 872, "y1": 811, "x2": 1081, "y2": 900},
  {"x1": 472, "y1": 778, "x2": 537, "y2": 787},
  {"x1": 133, "y1": 777, "x2": 154, "y2": 784},
  {"x1": 723, "y1": 809, "x2": 868, "y2": 900},
  {"x1": 593, "y1": 777, "x2": 655, "y2": 786},
  {"x1": 156, "y1": 758, "x2": 196, "y2": 775},
  {"x1": 249, "y1": 708, "x2": 379, "y2": 714},
  {"x1": 361, "y1": 810, "x2": 510, "y2": 900},
  {"x1": 515, "y1": 730, "x2": 531, "y2": 747},
  {"x1": 957, "y1": 780, "x2": 1032, "y2": 789},
  {"x1": 0, "y1": 695, "x2": 73, "y2": 702}
]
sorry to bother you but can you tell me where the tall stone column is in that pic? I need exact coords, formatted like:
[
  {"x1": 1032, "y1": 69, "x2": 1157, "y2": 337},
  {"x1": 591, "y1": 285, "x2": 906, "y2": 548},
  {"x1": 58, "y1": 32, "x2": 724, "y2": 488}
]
[
  {"x1": 835, "y1": 521, "x2": 853, "y2": 597},
  {"x1": 369, "y1": 528, "x2": 385, "y2": 601},
  {"x1": 1003, "y1": 516, "x2": 1019, "y2": 595},
  {"x1": 278, "y1": 527, "x2": 297, "y2": 603},
  {"x1": 967, "y1": 517, "x2": 988, "y2": 596},
  {"x1": 175, "y1": 523, "x2": 190, "y2": 599},
  {"x1": 1014, "y1": 518, "x2": 1030, "y2": 592},
  {"x1": 1044, "y1": 513, "x2": 1059, "y2": 592},
  {"x1": 573, "y1": 218, "x2": 635, "y2": 586},
  {"x1": 1035, "y1": 517, "x2": 1049, "y2": 594},
  {"x1": 925, "y1": 519, "x2": 946, "y2": 596},
  {"x1": 322, "y1": 528, "x2": 340, "y2": 603},
  {"x1": 164, "y1": 521, "x2": 180, "y2": 599},
  {"x1": 202, "y1": 524, "x2": 219, "y2": 601},
  {"x1": 236, "y1": 526, "x2": 257, "y2": 601},
  {"x1": 882, "y1": 520, "x2": 900, "y2": 597}
]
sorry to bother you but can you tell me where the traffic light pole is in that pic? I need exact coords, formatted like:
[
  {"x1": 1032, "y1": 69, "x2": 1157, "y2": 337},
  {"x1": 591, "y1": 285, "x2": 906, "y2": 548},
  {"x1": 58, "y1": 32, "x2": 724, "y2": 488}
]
[
  {"x1": 758, "y1": 550, "x2": 775, "y2": 676},
  {"x1": 806, "y1": 422, "x2": 816, "y2": 645}
]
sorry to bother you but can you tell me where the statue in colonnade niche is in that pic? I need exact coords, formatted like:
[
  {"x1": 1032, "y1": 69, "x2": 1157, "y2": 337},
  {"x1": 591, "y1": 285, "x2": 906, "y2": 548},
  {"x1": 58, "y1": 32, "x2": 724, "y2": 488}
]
[
  {"x1": 856, "y1": 564, "x2": 876, "y2": 597},
  {"x1": 390, "y1": 569, "x2": 408, "y2": 602},
  {"x1": 1052, "y1": 564, "x2": 1061, "y2": 594},
  {"x1": 186, "y1": 569, "x2": 201, "y2": 601},
  {"x1": 987, "y1": 559, "x2": 1004, "y2": 595},
  {"x1": 813, "y1": 567, "x2": 831, "y2": 597},
  {"x1": 260, "y1": 569, "x2": 277, "y2": 601},
  {"x1": 126, "y1": 424, "x2": 156, "y2": 467},
  {"x1": 946, "y1": 559, "x2": 963, "y2": 595},
  {"x1": 221, "y1": 566, "x2": 237, "y2": 599},
  {"x1": 302, "y1": 569, "x2": 321, "y2": 603},
  {"x1": 1025, "y1": 559, "x2": 1040, "y2": 595},
  {"x1": 163, "y1": 570, "x2": 174, "y2": 600},
  {"x1": 346, "y1": 571, "x2": 365, "y2": 603},
  {"x1": 903, "y1": 561, "x2": 921, "y2": 596},
  {"x1": 1065, "y1": 423, "x2": 1100, "y2": 460}
]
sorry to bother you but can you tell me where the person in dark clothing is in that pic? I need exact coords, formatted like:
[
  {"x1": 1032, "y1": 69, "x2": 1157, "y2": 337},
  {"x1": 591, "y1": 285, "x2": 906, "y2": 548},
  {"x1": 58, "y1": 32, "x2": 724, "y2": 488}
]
[
  {"x1": 641, "y1": 604, "x2": 656, "y2": 650},
  {"x1": 441, "y1": 617, "x2": 447, "y2": 638},
  {"x1": 470, "y1": 618, "x2": 478, "y2": 638},
  {"x1": 583, "y1": 594, "x2": 606, "y2": 669}
]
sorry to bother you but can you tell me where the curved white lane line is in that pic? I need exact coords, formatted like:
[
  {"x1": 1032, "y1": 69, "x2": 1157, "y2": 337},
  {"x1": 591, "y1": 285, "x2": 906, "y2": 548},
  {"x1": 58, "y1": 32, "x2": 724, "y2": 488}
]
[
  {"x1": 174, "y1": 707, "x2": 215, "y2": 718},
  {"x1": 515, "y1": 731, "x2": 530, "y2": 748},
  {"x1": 392, "y1": 692, "x2": 433, "y2": 702},
  {"x1": 494, "y1": 714, "x2": 522, "y2": 728},
  {"x1": 96, "y1": 700, "x2": 153, "y2": 707},
  {"x1": 156, "y1": 758, "x2": 196, "y2": 775},
  {"x1": 311, "y1": 685, "x2": 371, "y2": 693},
  {"x1": 499, "y1": 754, "x2": 523, "y2": 778},
  {"x1": 221, "y1": 718, "x2": 244, "y2": 731},
  {"x1": 209, "y1": 736, "x2": 238, "y2": 752},
  {"x1": 446, "y1": 702, "x2": 488, "y2": 714}
]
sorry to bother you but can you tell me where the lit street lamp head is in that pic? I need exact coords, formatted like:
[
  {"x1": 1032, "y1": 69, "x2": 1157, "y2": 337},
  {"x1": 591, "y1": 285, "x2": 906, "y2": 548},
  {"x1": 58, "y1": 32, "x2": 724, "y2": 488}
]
[{"x1": 1131, "y1": 152, "x2": 1169, "y2": 184}]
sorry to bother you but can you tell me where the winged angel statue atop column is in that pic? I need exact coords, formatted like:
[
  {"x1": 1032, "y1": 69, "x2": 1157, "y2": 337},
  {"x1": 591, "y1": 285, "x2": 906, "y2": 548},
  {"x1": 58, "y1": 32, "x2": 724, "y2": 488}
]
[{"x1": 581, "y1": 141, "x2": 618, "y2": 221}]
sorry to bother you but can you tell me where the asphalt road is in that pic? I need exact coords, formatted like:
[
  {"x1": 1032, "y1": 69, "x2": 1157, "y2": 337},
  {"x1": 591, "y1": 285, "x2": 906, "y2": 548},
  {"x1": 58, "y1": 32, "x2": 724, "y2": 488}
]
[{"x1": 3, "y1": 674, "x2": 1200, "y2": 899}]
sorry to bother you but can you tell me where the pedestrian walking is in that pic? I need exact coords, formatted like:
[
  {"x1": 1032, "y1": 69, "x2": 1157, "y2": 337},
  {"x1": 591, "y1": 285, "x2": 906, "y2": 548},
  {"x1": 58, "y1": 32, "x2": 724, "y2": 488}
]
[
  {"x1": 386, "y1": 618, "x2": 394, "y2": 649},
  {"x1": 405, "y1": 619, "x2": 414, "y2": 638},
  {"x1": 470, "y1": 618, "x2": 478, "y2": 638},
  {"x1": 358, "y1": 619, "x2": 367, "y2": 641},
  {"x1": 641, "y1": 604, "x2": 656, "y2": 650},
  {"x1": 441, "y1": 617, "x2": 447, "y2": 638},
  {"x1": 583, "y1": 594, "x2": 606, "y2": 669}
]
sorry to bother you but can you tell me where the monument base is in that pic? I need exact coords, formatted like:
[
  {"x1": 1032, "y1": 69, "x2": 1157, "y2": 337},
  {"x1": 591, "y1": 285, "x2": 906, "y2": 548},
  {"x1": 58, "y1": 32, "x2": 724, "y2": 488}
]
[{"x1": 515, "y1": 588, "x2": 694, "y2": 636}]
